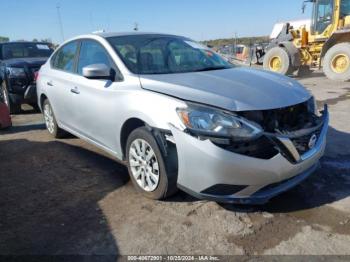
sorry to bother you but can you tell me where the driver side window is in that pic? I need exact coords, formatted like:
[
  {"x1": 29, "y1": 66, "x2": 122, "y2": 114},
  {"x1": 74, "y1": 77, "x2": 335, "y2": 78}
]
[
  {"x1": 315, "y1": 0, "x2": 333, "y2": 33},
  {"x1": 77, "y1": 40, "x2": 112, "y2": 75}
]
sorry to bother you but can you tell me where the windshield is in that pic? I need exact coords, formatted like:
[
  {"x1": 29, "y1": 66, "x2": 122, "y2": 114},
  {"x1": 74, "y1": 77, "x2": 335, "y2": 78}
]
[
  {"x1": 107, "y1": 35, "x2": 233, "y2": 74},
  {"x1": 2, "y1": 43, "x2": 54, "y2": 60}
]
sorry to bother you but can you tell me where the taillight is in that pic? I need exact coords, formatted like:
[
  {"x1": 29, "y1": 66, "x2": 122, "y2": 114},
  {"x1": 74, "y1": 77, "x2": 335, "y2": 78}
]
[{"x1": 34, "y1": 71, "x2": 39, "y2": 82}]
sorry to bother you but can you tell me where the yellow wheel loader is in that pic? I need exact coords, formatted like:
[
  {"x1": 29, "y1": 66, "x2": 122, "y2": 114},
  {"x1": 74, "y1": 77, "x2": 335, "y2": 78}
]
[{"x1": 263, "y1": 0, "x2": 350, "y2": 81}]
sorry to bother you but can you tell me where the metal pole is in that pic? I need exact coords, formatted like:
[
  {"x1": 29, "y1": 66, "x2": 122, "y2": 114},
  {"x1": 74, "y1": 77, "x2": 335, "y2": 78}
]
[
  {"x1": 134, "y1": 22, "x2": 139, "y2": 31},
  {"x1": 234, "y1": 32, "x2": 237, "y2": 57},
  {"x1": 56, "y1": 3, "x2": 65, "y2": 42}
]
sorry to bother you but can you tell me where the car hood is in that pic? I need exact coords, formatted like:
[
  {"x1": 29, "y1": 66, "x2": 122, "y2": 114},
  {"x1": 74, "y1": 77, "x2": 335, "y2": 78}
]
[
  {"x1": 139, "y1": 67, "x2": 311, "y2": 111},
  {"x1": 3, "y1": 57, "x2": 48, "y2": 68}
]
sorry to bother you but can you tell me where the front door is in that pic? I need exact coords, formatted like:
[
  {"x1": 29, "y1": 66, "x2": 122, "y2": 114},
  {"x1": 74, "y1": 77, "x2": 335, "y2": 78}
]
[{"x1": 68, "y1": 39, "x2": 122, "y2": 150}]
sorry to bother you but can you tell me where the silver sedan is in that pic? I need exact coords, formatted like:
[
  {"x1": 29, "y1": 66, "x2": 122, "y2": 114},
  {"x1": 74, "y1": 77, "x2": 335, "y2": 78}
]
[{"x1": 36, "y1": 32, "x2": 328, "y2": 204}]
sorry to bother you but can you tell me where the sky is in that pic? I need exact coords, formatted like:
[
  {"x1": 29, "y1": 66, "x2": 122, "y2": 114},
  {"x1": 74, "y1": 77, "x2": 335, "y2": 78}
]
[{"x1": 0, "y1": 0, "x2": 312, "y2": 44}]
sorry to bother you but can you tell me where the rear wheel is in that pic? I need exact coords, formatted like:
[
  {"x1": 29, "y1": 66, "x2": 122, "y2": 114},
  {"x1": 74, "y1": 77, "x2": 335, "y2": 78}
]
[
  {"x1": 0, "y1": 81, "x2": 21, "y2": 114},
  {"x1": 126, "y1": 127, "x2": 177, "y2": 200},
  {"x1": 323, "y1": 43, "x2": 350, "y2": 81},
  {"x1": 43, "y1": 99, "x2": 66, "y2": 138},
  {"x1": 263, "y1": 47, "x2": 294, "y2": 75}
]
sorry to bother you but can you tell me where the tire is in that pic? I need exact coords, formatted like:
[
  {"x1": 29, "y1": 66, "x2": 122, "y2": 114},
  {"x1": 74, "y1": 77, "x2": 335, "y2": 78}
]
[
  {"x1": 42, "y1": 99, "x2": 66, "y2": 138},
  {"x1": 323, "y1": 43, "x2": 350, "y2": 81},
  {"x1": 0, "y1": 81, "x2": 21, "y2": 114},
  {"x1": 263, "y1": 47, "x2": 294, "y2": 75},
  {"x1": 126, "y1": 127, "x2": 178, "y2": 200}
]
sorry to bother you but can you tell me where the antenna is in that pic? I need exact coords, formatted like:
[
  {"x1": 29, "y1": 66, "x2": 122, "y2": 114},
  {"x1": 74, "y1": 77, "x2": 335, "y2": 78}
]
[{"x1": 56, "y1": 3, "x2": 65, "y2": 42}]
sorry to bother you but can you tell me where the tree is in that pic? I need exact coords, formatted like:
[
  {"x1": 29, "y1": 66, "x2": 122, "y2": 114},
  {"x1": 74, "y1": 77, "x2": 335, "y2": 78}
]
[
  {"x1": 202, "y1": 36, "x2": 269, "y2": 48},
  {"x1": 0, "y1": 36, "x2": 9, "y2": 43},
  {"x1": 40, "y1": 38, "x2": 53, "y2": 44}
]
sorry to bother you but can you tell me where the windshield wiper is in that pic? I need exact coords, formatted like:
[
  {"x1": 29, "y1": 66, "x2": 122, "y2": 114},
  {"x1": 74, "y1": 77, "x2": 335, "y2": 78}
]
[{"x1": 193, "y1": 66, "x2": 229, "y2": 72}]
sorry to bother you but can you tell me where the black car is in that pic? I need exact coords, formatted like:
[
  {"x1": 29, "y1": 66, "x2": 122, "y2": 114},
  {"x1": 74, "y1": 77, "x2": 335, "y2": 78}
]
[{"x1": 0, "y1": 42, "x2": 54, "y2": 113}]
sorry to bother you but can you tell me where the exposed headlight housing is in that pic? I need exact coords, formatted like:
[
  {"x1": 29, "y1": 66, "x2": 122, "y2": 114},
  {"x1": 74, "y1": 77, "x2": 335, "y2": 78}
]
[
  {"x1": 307, "y1": 96, "x2": 317, "y2": 115},
  {"x1": 6, "y1": 67, "x2": 26, "y2": 78},
  {"x1": 176, "y1": 103, "x2": 262, "y2": 141}
]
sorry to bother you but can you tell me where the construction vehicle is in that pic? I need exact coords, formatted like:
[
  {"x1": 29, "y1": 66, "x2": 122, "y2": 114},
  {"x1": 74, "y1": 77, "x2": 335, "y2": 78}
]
[{"x1": 263, "y1": 0, "x2": 350, "y2": 81}]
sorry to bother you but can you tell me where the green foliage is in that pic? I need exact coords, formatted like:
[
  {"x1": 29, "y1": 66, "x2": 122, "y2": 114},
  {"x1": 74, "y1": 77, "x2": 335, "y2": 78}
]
[
  {"x1": 0, "y1": 36, "x2": 9, "y2": 43},
  {"x1": 32, "y1": 38, "x2": 53, "y2": 43},
  {"x1": 202, "y1": 36, "x2": 269, "y2": 47}
]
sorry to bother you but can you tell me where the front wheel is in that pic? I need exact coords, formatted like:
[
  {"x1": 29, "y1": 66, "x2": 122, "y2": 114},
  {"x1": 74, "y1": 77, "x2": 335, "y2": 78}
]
[
  {"x1": 323, "y1": 43, "x2": 350, "y2": 81},
  {"x1": 126, "y1": 127, "x2": 177, "y2": 200}
]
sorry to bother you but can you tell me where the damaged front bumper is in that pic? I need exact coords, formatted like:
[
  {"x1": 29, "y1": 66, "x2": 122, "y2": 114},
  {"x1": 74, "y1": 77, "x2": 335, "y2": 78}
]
[{"x1": 169, "y1": 105, "x2": 329, "y2": 205}]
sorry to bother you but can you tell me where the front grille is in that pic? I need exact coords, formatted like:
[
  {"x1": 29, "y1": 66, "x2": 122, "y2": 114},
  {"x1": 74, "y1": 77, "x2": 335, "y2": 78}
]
[
  {"x1": 216, "y1": 136, "x2": 279, "y2": 159},
  {"x1": 239, "y1": 100, "x2": 315, "y2": 133},
  {"x1": 237, "y1": 100, "x2": 325, "y2": 160},
  {"x1": 290, "y1": 127, "x2": 322, "y2": 155}
]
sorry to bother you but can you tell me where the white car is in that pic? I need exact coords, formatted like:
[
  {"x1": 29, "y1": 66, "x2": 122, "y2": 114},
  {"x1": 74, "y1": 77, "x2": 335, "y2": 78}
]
[{"x1": 37, "y1": 32, "x2": 328, "y2": 204}]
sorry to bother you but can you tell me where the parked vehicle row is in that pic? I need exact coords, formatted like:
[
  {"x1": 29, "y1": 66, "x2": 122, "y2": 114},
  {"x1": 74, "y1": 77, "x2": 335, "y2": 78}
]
[
  {"x1": 0, "y1": 42, "x2": 54, "y2": 113},
  {"x1": 37, "y1": 32, "x2": 329, "y2": 204}
]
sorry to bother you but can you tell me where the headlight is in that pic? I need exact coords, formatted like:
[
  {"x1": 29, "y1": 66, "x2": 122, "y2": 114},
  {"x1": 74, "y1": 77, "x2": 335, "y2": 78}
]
[
  {"x1": 7, "y1": 67, "x2": 26, "y2": 78},
  {"x1": 176, "y1": 103, "x2": 262, "y2": 140}
]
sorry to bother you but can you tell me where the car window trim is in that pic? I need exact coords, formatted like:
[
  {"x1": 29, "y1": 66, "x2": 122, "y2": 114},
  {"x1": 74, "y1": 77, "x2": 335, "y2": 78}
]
[
  {"x1": 76, "y1": 38, "x2": 124, "y2": 82},
  {"x1": 50, "y1": 40, "x2": 80, "y2": 75}
]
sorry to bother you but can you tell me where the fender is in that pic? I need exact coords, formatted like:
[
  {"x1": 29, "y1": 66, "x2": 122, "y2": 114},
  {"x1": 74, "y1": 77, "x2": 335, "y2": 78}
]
[
  {"x1": 266, "y1": 41, "x2": 301, "y2": 68},
  {"x1": 277, "y1": 41, "x2": 301, "y2": 68},
  {"x1": 320, "y1": 29, "x2": 350, "y2": 65},
  {"x1": 265, "y1": 23, "x2": 301, "y2": 68}
]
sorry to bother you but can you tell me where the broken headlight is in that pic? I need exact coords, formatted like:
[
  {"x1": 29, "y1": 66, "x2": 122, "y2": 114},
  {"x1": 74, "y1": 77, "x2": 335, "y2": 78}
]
[
  {"x1": 176, "y1": 103, "x2": 262, "y2": 140},
  {"x1": 307, "y1": 96, "x2": 317, "y2": 114}
]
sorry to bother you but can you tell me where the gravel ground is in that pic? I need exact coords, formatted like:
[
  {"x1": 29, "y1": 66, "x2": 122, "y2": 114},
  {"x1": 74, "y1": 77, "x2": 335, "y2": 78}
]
[{"x1": 0, "y1": 71, "x2": 350, "y2": 255}]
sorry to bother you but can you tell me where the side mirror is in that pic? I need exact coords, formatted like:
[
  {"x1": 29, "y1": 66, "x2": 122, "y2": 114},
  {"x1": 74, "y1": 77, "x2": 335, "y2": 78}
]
[{"x1": 82, "y1": 64, "x2": 111, "y2": 80}]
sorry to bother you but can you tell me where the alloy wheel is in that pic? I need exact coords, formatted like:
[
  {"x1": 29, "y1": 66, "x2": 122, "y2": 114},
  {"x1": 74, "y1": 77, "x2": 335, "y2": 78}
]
[
  {"x1": 44, "y1": 103, "x2": 55, "y2": 134},
  {"x1": 128, "y1": 138, "x2": 160, "y2": 192}
]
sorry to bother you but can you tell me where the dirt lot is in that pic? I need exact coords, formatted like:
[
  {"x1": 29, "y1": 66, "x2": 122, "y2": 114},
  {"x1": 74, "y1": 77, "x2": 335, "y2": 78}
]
[{"x1": 1, "y1": 71, "x2": 350, "y2": 256}]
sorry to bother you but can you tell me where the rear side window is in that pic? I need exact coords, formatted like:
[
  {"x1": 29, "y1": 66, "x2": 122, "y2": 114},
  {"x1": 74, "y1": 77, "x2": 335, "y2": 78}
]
[
  {"x1": 77, "y1": 40, "x2": 111, "y2": 75},
  {"x1": 52, "y1": 41, "x2": 78, "y2": 72}
]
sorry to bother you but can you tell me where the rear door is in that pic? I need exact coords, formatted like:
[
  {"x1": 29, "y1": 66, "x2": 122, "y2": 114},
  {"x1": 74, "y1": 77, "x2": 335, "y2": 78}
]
[{"x1": 45, "y1": 40, "x2": 79, "y2": 130}]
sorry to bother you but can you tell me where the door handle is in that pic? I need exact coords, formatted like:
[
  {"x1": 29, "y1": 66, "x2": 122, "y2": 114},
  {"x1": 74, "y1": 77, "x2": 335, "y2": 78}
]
[
  {"x1": 47, "y1": 81, "x2": 54, "y2": 86},
  {"x1": 70, "y1": 87, "x2": 80, "y2": 94}
]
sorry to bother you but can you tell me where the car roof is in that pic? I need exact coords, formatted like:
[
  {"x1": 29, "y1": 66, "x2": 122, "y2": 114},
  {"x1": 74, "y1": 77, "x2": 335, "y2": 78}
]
[{"x1": 94, "y1": 31, "x2": 185, "y2": 39}]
